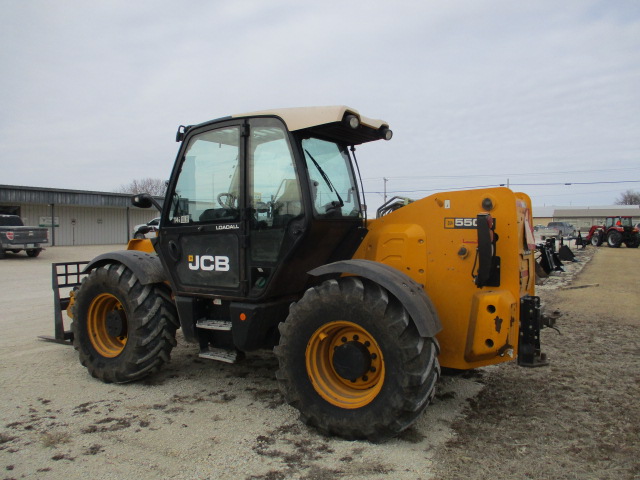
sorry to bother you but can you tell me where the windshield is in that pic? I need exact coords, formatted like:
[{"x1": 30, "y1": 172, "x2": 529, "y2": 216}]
[{"x1": 301, "y1": 138, "x2": 360, "y2": 218}]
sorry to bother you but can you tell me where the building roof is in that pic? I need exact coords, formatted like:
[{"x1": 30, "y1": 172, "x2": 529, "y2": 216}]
[
  {"x1": 0, "y1": 184, "x2": 163, "y2": 208},
  {"x1": 554, "y1": 206, "x2": 639, "y2": 217},
  {"x1": 532, "y1": 206, "x2": 556, "y2": 218},
  {"x1": 532, "y1": 204, "x2": 639, "y2": 218}
]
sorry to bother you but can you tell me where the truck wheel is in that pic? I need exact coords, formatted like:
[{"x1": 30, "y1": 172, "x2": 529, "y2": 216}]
[
  {"x1": 607, "y1": 231, "x2": 622, "y2": 248},
  {"x1": 72, "y1": 263, "x2": 179, "y2": 383},
  {"x1": 26, "y1": 249, "x2": 40, "y2": 257},
  {"x1": 275, "y1": 277, "x2": 440, "y2": 441}
]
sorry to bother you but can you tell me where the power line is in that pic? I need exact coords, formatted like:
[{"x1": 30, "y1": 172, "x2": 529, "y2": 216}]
[
  {"x1": 363, "y1": 166, "x2": 640, "y2": 181},
  {"x1": 364, "y1": 179, "x2": 640, "y2": 195}
]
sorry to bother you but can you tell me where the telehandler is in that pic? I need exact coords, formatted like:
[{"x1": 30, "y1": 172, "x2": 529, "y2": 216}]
[{"x1": 48, "y1": 106, "x2": 550, "y2": 441}]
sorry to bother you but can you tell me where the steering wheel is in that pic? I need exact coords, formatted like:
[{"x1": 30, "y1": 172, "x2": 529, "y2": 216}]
[
  {"x1": 217, "y1": 193, "x2": 237, "y2": 209},
  {"x1": 322, "y1": 201, "x2": 342, "y2": 216}
]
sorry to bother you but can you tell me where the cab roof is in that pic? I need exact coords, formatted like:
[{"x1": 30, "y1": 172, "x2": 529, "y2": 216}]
[
  {"x1": 233, "y1": 106, "x2": 388, "y2": 132},
  {"x1": 191, "y1": 106, "x2": 390, "y2": 146}
]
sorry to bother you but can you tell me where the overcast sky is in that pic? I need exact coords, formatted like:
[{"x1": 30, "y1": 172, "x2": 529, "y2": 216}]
[{"x1": 1, "y1": 1, "x2": 639, "y2": 210}]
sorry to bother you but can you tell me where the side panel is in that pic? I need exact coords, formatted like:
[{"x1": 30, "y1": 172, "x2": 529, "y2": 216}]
[
  {"x1": 176, "y1": 234, "x2": 240, "y2": 289},
  {"x1": 353, "y1": 187, "x2": 534, "y2": 370}
]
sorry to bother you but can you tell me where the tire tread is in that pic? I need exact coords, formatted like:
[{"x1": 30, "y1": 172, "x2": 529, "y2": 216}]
[
  {"x1": 275, "y1": 276, "x2": 440, "y2": 441},
  {"x1": 71, "y1": 264, "x2": 178, "y2": 383}
]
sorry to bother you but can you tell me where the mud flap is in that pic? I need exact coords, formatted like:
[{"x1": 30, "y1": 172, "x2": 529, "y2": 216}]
[{"x1": 518, "y1": 296, "x2": 549, "y2": 367}]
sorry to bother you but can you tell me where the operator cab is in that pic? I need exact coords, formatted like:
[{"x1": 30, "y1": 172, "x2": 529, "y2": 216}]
[{"x1": 156, "y1": 106, "x2": 391, "y2": 302}]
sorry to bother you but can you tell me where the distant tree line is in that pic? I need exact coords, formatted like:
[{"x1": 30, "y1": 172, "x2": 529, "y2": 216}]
[
  {"x1": 615, "y1": 189, "x2": 640, "y2": 205},
  {"x1": 116, "y1": 178, "x2": 167, "y2": 197}
]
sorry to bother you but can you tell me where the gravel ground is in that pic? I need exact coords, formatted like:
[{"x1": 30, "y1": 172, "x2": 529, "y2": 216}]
[{"x1": 0, "y1": 243, "x2": 638, "y2": 479}]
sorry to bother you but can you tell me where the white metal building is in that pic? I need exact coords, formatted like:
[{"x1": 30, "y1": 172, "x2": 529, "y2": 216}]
[
  {"x1": 532, "y1": 205, "x2": 640, "y2": 231},
  {"x1": 0, "y1": 185, "x2": 162, "y2": 246}
]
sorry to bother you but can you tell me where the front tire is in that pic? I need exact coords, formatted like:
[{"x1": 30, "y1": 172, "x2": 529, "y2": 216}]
[
  {"x1": 72, "y1": 263, "x2": 179, "y2": 383},
  {"x1": 275, "y1": 277, "x2": 440, "y2": 441},
  {"x1": 591, "y1": 231, "x2": 603, "y2": 246}
]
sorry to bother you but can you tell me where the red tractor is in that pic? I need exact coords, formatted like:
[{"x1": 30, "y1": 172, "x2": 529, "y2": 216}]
[{"x1": 586, "y1": 216, "x2": 640, "y2": 248}]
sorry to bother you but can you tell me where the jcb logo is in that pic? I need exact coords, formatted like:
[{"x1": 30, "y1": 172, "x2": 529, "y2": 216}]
[
  {"x1": 444, "y1": 218, "x2": 478, "y2": 229},
  {"x1": 188, "y1": 255, "x2": 230, "y2": 271}
]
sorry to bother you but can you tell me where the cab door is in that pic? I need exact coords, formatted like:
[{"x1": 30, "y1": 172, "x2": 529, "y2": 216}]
[
  {"x1": 157, "y1": 122, "x2": 247, "y2": 298},
  {"x1": 244, "y1": 117, "x2": 306, "y2": 298}
]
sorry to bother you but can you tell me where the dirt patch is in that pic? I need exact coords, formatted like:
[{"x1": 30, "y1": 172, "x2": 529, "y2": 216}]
[{"x1": 432, "y1": 246, "x2": 640, "y2": 479}]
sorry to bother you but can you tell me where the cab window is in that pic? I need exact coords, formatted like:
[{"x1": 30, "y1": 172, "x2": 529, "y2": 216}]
[
  {"x1": 248, "y1": 121, "x2": 302, "y2": 262},
  {"x1": 169, "y1": 127, "x2": 240, "y2": 224},
  {"x1": 301, "y1": 138, "x2": 360, "y2": 218}
]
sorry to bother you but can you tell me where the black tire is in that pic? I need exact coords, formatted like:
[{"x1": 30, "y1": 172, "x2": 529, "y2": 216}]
[
  {"x1": 133, "y1": 232, "x2": 145, "y2": 239},
  {"x1": 11, "y1": 249, "x2": 21, "y2": 254},
  {"x1": 26, "y1": 249, "x2": 40, "y2": 257},
  {"x1": 275, "y1": 277, "x2": 440, "y2": 441},
  {"x1": 591, "y1": 231, "x2": 603, "y2": 246},
  {"x1": 72, "y1": 263, "x2": 179, "y2": 383},
  {"x1": 624, "y1": 236, "x2": 640, "y2": 248},
  {"x1": 607, "y1": 230, "x2": 622, "y2": 248}
]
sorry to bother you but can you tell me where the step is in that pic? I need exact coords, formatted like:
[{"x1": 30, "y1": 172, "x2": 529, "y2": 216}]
[
  {"x1": 198, "y1": 347, "x2": 238, "y2": 364},
  {"x1": 196, "y1": 319, "x2": 232, "y2": 331}
]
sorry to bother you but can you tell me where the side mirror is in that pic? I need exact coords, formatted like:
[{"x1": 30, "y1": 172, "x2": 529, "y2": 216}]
[
  {"x1": 131, "y1": 193, "x2": 163, "y2": 212},
  {"x1": 132, "y1": 194, "x2": 152, "y2": 209}
]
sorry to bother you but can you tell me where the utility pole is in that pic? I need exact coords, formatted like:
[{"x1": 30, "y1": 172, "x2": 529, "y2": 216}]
[{"x1": 383, "y1": 177, "x2": 388, "y2": 203}]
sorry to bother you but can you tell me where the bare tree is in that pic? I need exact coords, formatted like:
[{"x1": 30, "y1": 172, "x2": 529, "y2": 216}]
[
  {"x1": 614, "y1": 189, "x2": 640, "y2": 205},
  {"x1": 116, "y1": 178, "x2": 167, "y2": 197}
]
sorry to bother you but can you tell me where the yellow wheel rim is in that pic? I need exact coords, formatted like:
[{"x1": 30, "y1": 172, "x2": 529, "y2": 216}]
[
  {"x1": 87, "y1": 293, "x2": 127, "y2": 358},
  {"x1": 306, "y1": 321, "x2": 385, "y2": 409}
]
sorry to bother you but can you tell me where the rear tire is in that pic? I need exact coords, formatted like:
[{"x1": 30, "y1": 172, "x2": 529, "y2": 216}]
[
  {"x1": 275, "y1": 277, "x2": 440, "y2": 441},
  {"x1": 26, "y1": 249, "x2": 40, "y2": 257},
  {"x1": 607, "y1": 230, "x2": 622, "y2": 248},
  {"x1": 72, "y1": 263, "x2": 179, "y2": 383},
  {"x1": 624, "y1": 236, "x2": 640, "y2": 248}
]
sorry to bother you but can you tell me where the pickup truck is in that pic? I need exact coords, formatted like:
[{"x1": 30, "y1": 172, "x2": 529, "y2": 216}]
[
  {"x1": 0, "y1": 215, "x2": 48, "y2": 258},
  {"x1": 536, "y1": 221, "x2": 576, "y2": 239}
]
